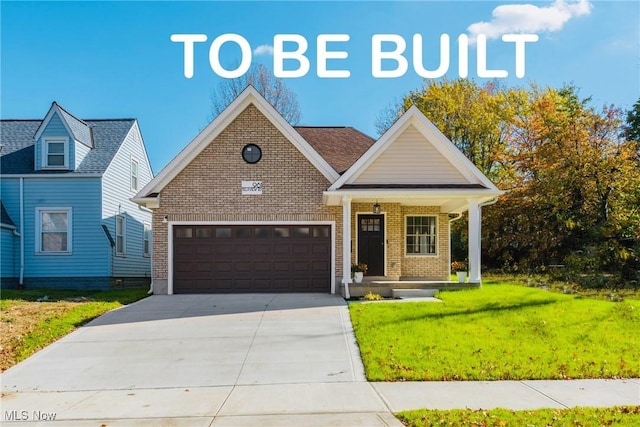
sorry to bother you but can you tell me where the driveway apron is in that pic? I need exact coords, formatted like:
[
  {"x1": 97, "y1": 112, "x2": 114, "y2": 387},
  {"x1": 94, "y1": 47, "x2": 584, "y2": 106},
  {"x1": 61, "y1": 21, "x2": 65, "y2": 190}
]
[{"x1": 1, "y1": 293, "x2": 401, "y2": 426}]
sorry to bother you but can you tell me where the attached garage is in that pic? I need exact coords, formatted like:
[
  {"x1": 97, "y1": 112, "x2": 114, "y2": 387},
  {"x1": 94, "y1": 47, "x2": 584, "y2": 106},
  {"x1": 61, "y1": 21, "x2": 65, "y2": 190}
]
[{"x1": 172, "y1": 224, "x2": 332, "y2": 293}]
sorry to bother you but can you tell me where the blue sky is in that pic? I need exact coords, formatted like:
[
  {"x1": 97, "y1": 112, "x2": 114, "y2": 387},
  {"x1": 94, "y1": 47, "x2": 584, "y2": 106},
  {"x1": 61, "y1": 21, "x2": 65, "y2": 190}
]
[{"x1": 1, "y1": 1, "x2": 638, "y2": 173}]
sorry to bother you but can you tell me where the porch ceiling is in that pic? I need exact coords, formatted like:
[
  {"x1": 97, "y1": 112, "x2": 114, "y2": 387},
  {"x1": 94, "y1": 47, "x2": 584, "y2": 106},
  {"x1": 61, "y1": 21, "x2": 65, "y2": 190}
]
[{"x1": 322, "y1": 188, "x2": 503, "y2": 213}]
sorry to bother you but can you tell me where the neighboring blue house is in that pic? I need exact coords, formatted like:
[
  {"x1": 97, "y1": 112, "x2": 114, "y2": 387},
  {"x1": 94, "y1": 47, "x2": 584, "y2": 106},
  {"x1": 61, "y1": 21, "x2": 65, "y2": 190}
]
[{"x1": 0, "y1": 102, "x2": 154, "y2": 289}]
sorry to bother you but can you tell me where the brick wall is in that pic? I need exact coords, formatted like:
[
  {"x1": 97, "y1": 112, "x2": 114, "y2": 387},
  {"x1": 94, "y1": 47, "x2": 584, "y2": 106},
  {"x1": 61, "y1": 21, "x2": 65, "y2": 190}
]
[
  {"x1": 401, "y1": 206, "x2": 450, "y2": 279},
  {"x1": 152, "y1": 104, "x2": 343, "y2": 287},
  {"x1": 350, "y1": 203, "x2": 450, "y2": 281}
]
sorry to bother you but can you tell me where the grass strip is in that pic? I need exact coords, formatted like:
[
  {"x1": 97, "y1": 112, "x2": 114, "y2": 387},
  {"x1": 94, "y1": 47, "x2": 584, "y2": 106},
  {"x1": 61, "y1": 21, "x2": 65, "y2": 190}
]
[{"x1": 396, "y1": 406, "x2": 640, "y2": 427}]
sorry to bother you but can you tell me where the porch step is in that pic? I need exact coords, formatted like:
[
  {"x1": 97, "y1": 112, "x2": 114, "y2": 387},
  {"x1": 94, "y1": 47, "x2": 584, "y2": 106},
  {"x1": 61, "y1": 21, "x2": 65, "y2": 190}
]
[{"x1": 392, "y1": 288, "x2": 438, "y2": 298}]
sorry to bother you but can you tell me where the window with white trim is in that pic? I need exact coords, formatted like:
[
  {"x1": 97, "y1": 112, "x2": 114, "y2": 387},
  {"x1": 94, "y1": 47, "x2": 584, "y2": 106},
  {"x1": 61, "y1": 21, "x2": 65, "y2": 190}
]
[
  {"x1": 143, "y1": 222, "x2": 151, "y2": 257},
  {"x1": 406, "y1": 216, "x2": 437, "y2": 255},
  {"x1": 116, "y1": 215, "x2": 126, "y2": 256},
  {"x1": 43, "y1": 137, "x2": 69, "y2": 169},
  {"x1": 36, "y1": 208, "x2": 72, "y2": 254},
  {"x1": 130, "y1": 158, "x2": 139, "y2": 191}
]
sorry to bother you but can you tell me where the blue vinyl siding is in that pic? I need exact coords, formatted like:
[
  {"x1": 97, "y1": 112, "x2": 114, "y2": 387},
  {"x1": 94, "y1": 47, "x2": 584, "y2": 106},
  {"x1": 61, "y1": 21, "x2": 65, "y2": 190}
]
[
  {"x1": 102, "y1": 122, "x2": 153, "y2": 277},
  {"x1": 35, "y1": 112, "x2": 74, "y2": 171},
  {"x1": 0, "y1": 181, "x2": 21, "y2": 279},
  {"x1": 21, "y1": 177, "x2": 109, "y2": 277},
  {"x1": 1, "y1": 228, "x2": 17, "y2": 278}
]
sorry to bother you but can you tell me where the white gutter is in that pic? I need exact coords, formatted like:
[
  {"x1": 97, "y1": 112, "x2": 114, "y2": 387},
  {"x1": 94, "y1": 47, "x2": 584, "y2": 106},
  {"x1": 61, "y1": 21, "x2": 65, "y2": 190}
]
[
  {"x1": 480, "y1": 198, "x2": 499, "y2": 208},
  {"x1": 19, "y1": 178, "x2": 25, "y2": 286}
]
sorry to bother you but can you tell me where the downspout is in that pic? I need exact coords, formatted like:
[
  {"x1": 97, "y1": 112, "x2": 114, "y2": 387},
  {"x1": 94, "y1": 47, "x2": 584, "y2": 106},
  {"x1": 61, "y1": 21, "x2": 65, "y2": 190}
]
[
  {"x1": 448, "y1": 212, "x2": 463, "y2": 279},
  {"x1": 19, "y1": 177, "x2": 24, "y2": 286}
]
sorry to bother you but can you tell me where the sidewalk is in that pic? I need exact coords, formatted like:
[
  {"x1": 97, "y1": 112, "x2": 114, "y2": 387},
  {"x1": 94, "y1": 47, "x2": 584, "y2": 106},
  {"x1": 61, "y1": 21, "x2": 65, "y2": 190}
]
[
  {"x1": 372, "y1": 378, "x2": 640, "y2": 413},
  {"x1": 1, "y1": 379, "x2": 637, "y2": 426}
]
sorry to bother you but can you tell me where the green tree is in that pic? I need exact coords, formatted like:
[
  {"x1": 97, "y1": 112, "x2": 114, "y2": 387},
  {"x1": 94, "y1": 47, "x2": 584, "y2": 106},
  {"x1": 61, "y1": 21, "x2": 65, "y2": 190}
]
[
  {"x1": 624, "y1": 98, "x2": 640, "y2": 142},
  {"x1": 382, "y1": 80, "x2": 640, "y2": 284}
]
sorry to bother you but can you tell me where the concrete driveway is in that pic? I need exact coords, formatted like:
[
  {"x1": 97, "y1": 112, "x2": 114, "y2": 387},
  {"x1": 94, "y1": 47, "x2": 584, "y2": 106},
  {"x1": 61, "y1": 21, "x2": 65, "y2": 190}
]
[{"x1": 1, "y1": 293, "x2": 402, "y2": 426}]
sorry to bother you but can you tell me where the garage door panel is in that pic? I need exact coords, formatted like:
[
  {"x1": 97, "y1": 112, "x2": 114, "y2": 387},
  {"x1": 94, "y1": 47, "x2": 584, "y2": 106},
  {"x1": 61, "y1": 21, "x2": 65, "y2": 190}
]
[
  {"x1": 173, "y1": 225, "x2": 330, "y2": 293},
  {"x1": 195, "y1": 262, "x2": 212, "y2": 272},
  {"x1": 292, "y1": 261, "x2": 310, "y2": 273},
  {"x1": 272, "y1": 244, "x2": 290, "y2": 255},
  {"x1": 214, "y1": 244, "x2": 233, "y2": 255},
  {"x1": 254, "y1": 261, "x2": 271, "y2": 273},
  {"x1": 312, "y1": 243, "x2": 330, "y2": 255},
  {"x1": 214, "y1": 261, "x2": 233, "y2": 273},
  {"x1": 254, "y1": 244, "x2": 272, "y2": 255},
  {"x1": 234, "y1": 278, "x2": 253, "y2": 291},
  {"x1": 234, "y1": 245, "x2": 252, "y2": 256},
  {"x1": 235, "y1": 261, "x2": 252, "y2": 272},
  {"x1": 253, "y1": 278, "x2": 272, "y2": 291},
  {"x1": 292, "y1": 244, "x2": 310, "y2": 255},
  {"x1": 273, "y1": 261, "x2": 290, "y2": 272},
  {"x1": 175, "y1": 261, "x2": 193, "y2": 273},
  {"x1": 312, "y1": 260, "x2": 330, "y2": 272}
]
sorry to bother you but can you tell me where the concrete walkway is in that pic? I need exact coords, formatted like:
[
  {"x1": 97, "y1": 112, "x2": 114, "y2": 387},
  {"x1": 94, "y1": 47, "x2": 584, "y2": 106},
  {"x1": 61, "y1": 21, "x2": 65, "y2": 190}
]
[{"x1": 1, "y1": 294, "x2": 638, "y2": 426}]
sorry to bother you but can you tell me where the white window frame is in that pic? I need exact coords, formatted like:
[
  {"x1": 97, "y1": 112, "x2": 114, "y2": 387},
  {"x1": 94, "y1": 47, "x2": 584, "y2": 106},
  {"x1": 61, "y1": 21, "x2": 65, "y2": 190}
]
[
  {"x1": 405, "y1": 215, "x2": 438, "y2": 256},
  {"x1": 130, "y1": 158, "x2": 139, "y2": 191},
  {"x1": 116, "y1": 215, "x2": 126, "y2": 256},
  {"x1": 42, "y1": 137, "x2": 69, "y2": 169},
  {"x1": 143, "y1": 222, "x2": 151, "y2": 257},
  {"x1": 36, "y1": 207, "x2": 72, "y2": 255}
]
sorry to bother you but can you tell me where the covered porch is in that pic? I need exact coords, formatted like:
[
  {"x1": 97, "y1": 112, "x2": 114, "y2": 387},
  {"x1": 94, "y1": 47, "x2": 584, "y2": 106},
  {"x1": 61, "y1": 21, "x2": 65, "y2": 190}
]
[{"x1": 324, "y1": 189, "x2": 499, "y2": 298}]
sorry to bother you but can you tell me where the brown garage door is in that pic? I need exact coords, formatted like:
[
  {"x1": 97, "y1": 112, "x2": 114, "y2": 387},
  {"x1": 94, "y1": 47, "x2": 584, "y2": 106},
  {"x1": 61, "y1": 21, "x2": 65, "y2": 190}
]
[{"x1": 173, "y1": 225, "x2": 331, "y2": 293}]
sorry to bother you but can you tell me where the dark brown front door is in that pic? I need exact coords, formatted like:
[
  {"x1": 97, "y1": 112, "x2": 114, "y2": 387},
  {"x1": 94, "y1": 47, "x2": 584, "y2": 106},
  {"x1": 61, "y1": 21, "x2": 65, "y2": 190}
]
[
  {"x1": 173, "y1": 225, "x2": 331, "y2": 293},
  {"x1": 357, "y1": 215, "x2": 384, "y2": 276}
]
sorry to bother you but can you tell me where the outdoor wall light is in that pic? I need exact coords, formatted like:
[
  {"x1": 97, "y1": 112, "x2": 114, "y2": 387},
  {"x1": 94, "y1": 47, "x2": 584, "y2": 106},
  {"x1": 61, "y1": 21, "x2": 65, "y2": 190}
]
[
  {"x1": 163, "y1": 215, "x2": 168, "y2": 223},
  {"x1": 373, "y1": 202, "x2": 381, "y2": 214}
]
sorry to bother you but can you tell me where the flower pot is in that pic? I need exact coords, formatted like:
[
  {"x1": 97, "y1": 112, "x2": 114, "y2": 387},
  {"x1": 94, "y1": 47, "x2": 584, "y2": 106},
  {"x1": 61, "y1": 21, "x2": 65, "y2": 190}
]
[
  {"x1": 354, "y1": 272, "x2": 364, "y2": 283},
  {"x1": 456, "y1": 271, "x2": 467, "y2": 283}
]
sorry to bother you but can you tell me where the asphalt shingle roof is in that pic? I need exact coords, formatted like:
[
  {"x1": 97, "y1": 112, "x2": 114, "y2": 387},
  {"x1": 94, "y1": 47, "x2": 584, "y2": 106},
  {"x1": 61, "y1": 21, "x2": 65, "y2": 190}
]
[
  {"x1": 56, "y1": 103, "x2": 94, "y2": 148},
  {"x1": 1, "y1": 118, "x2": 135, "y2": 175},
  {"x1": 294, "y1": 126, "x2": 375, "y2": 174}
]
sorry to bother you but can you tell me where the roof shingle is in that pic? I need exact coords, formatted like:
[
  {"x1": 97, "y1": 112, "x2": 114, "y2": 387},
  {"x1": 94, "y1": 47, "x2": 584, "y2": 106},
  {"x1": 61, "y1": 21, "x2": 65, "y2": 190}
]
[
  {"x1": 294, "y1": 126, "x2": 375, "y2": 174},
  {"x1": 1, "y1": 118, "x2": 135, "y2": 175}
]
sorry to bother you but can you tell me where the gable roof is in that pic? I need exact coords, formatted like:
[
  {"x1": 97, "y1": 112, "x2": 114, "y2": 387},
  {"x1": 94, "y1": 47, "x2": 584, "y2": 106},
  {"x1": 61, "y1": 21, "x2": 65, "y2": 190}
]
[
  {"x1": 294, "y1": 126, "x2": 375, "y2": 174},
  {"x1": 1, "y1": 118, "x2": 136, "y2": 175},
  {"x1": 328, "y1": 105, "x2": 501, "y2": 192},
  {"x1": 34, "y1": 102, "x2": 94, "y2": 148},
  {"x1": 134, "y1": 86, "x2": 341, "y2": 202}
]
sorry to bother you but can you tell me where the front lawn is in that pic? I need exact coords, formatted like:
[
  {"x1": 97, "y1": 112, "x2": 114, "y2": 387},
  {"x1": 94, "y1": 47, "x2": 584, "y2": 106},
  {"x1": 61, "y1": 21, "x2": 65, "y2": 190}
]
[
  {"x1": 1, "y1": 288, "x2": 148, "y2": 372},
  {"x1": 396, "y1": 406, "x2": 640, "y2": 427},
  {"x1": 349, "y1": 283, "x2": 639, "y2": 381}
]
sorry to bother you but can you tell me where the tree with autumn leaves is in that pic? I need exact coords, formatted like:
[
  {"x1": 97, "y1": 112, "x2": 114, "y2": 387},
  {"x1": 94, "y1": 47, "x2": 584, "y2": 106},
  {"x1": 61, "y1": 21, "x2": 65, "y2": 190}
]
[{"x1": 379, "y1": 80, "x2": 639, "y2": 286}]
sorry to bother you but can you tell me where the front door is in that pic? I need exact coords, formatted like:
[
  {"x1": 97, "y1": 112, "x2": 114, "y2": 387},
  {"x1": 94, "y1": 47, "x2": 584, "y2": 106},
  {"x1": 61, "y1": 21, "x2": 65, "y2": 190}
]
[{"x1": 357, "y1": 214, "x2": 385, "y2": 276}]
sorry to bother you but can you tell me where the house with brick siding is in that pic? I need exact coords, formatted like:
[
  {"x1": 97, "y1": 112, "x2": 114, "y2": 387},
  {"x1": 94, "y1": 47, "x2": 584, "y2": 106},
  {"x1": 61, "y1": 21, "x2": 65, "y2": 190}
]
[{"x1": 133, "y1": 86, "x2": 502, "y2": 297}]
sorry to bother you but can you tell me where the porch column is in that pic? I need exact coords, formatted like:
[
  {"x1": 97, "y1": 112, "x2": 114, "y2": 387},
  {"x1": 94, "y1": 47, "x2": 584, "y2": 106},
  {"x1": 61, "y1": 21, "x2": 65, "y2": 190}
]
[
  {"x1": 468, "y1": 199, "x2": 481, "y2": 284},
  {"x1": 342, "y1": 196, "x2": 352, "y2": 298}
]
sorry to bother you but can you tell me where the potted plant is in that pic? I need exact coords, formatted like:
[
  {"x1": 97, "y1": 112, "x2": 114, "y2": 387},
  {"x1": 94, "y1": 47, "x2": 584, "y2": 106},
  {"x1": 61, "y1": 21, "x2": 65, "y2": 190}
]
[
  {"x1": 351, "y1": 263, "x2": 368, "y2": 283},
  {"x1": 451, "y1": 261, "x2": 467, "y2": 283}
]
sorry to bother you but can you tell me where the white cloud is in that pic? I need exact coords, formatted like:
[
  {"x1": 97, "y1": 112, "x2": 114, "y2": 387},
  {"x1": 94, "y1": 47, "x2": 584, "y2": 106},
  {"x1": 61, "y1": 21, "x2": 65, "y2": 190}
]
[
  {"x1": 467, "y1": 0, "x2": 592, "y2": 42},
  {"x1": 253, "y1": 44, "x2": 274, "y2": 56}
]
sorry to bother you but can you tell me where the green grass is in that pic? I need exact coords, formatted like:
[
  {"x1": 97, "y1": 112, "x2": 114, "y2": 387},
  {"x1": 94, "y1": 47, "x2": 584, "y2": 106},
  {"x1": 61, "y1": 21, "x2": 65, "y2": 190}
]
[
  {"x1": 396, "y1": 406, "x2": 640, "y2": 427},
  {"x1": 349, "y1": 283, "x2": 640, "y2": 381},
  {"x1": 1, "y1": 288, "x2": 148, "y2": 371}
]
